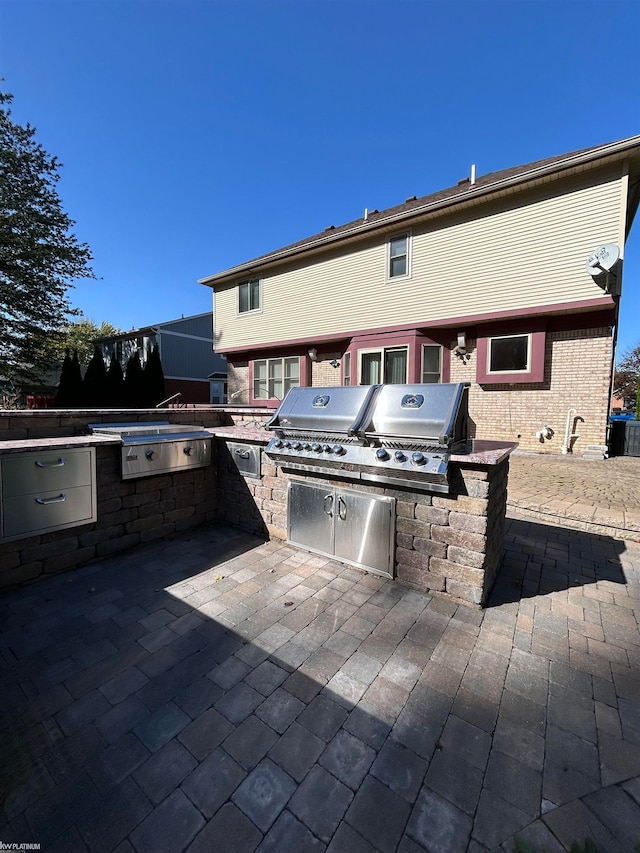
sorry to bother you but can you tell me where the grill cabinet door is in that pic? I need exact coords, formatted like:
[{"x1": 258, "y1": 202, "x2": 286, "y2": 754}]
[
  {"x1": 334, "y1": 488, "x2": 394, "y2": 577},
  {"x1": 288, "y1": 480, "x2": 334, "y2": 558}
]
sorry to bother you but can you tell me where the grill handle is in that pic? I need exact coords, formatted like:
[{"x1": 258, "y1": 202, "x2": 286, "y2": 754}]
[
  {"x1": 35, "y1": 458, "x2": 65, "y2": 468},
  {"x1": 35, "y1": 493, "x2": 67, "y2": 505},
  {"x1": 323, "y1": 494, "x2": 334, "y2": 517},
  {"x1": 234, "y1": 449, "x2": 250, "y2": 459}
]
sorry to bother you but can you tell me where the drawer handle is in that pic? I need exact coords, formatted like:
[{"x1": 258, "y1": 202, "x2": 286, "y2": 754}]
[
  {"x1": 35, "y1": 458, "x2": 65, "y2": 468},
  {"x1": 235, "y1": 449, "x2": 250, "y2": 459},
  {"x1": 35, "y1": 493, "x2": 67, "y2": 505}
]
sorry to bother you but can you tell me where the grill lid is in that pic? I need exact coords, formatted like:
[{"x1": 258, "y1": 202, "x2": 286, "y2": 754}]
[
  {"x1": 266, "y1": 386, "x2": 378, "y2": 436},
  {"x1": 360, "y1": 383, "x2": 468, "y2": 446},
  {"x1": 266, "y1": 383, "x2": 468, "y2": 447}
]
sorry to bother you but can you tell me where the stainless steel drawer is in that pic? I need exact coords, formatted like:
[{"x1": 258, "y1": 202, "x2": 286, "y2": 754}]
[
  {"x1": 225, "y1": 442, "x2": 262, "y2": 479},
  {"x1": 0, "y1": 447, "x2": 97, "y2": 541},
  {"x1": 2, "y1": 449, "x2": 93, "y2": 497},
  {"x1": 2, "y1": 484, "x2": 96, "y2": 539}
]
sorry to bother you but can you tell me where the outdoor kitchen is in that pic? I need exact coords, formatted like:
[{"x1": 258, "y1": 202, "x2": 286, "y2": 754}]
[{"x1": 0, "y1": 385, "x2": 516, "y2": 606}]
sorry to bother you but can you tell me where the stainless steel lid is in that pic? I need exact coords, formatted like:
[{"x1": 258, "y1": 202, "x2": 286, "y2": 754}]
[
  {"x1": 266, "y1": 386, "x2": 378, "y2": 435},
  {"x1": 266, "y1": 383, "x2": 468, "y2": 447},
  {"x1": 360, "y1": 383, "x2": 469, "y2": 445},
  {"x1": 87, "y1": 422, "x2": 211, "y2": 444}
]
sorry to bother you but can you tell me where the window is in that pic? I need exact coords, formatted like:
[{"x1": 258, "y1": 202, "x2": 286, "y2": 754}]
[
  {"x1": 238, "y1": 279, "x2": 261, "y2": 314},
  {"x1": 488, "y1": 334, "x2": 530, "y2": 374},
  {"x1": 253, "y1": 357, "x2": 299, "y2": 400},
  {"x1": 388, "y1": 233, "x2": 410, "y2": 279},
  {"x1": 343, "y1": 351, "x2": 351, "y2": 386},
  {"x1": 421, "y1": 345, "x2": 442, "y2": 383},
  {"x1": 359, "y1": 347, "x2": 408, "y2": 384},
  {"x1": 475, "y1": 329, "x2": 545, "y2": 384}
]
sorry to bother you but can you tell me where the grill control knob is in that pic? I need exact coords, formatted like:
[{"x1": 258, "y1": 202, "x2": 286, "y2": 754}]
[
  {"x1": 183, "y1": 446, "x2": 193, "y2": 456},
  {"x1": 323, "y1": 444, "x2": 332, "y2": 453},
  {"x1": 301, "y1": 442, "x2": 310, "y2": 450},
  {"x1": 283, "y1": 441, "x2": 291, "y2": 449},
  {"x1": 291, "y1": 441, "x2": 301, "y2": 450},
  {"x1": 395, "y1": 450, "x2": 407, "y2": 462},
  {"x1": 332, "y1": 445, "x2": 345, "y2": 456},
  {"x1": 311, "y1": 443, "x2": 322, "y2": 453},
  {"x1": 411, "y1": 451, "x2": 426, "y2": 466},
  {"x1": 376, "y1": 448, "x2": 389, "y2": 461},
  {"x1": 145, "y1": 449, "x2": 155, "y2": 460},
  {"x1": 273, "y1": 439, "x2": 283, "y2": 448}
]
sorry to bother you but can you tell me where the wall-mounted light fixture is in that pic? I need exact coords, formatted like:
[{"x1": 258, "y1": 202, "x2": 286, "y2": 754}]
[
  {"x1": 308, "y1": 347, "x2": 318, "y2": 361},
  {"x1": 329, "y1": 359, "x2": 340, "y2": 369},
  {"x1": 454, "y1": 331, "x2": 470, "y2": 362}
]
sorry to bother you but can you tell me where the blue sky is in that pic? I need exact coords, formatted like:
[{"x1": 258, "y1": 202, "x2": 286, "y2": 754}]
[{"x1": 1, "y1": 0, "x2": 640, "y2": 358}]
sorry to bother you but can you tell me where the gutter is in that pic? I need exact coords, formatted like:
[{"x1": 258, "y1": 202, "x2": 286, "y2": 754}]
[{"x1": 199, "y1": 134, "x2": 640, "y2": 288}]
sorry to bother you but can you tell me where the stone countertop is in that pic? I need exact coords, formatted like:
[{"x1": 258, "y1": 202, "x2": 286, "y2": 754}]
[
  {"x1": 0, "y1": 426, "x2": 273, "y2": 454},
  {"x1": 0, "y1": 433, "x2": 517, "y2": 461},
  {"x1": 450, "y1": 439, "x2": 518, "y2": 466},
  {"x1": 212, "y1": 426, "x2": 272, "y2": 444},
  {"x1": 0, "y1": 434, "x2": 120, "y2": 454}
]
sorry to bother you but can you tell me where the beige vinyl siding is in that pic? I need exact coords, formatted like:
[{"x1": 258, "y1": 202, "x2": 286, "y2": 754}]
[{"x1": 215, "y1": 167, "x2": 624, "y2": 350}]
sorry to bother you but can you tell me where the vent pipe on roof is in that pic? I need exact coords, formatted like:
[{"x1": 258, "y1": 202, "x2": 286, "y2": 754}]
[
  {"x1": 470, "y1": 164, "x2": 476, "y2": 185},
  {"x1": 364, "y1": 208, "x2": 368, "y2": 221}
]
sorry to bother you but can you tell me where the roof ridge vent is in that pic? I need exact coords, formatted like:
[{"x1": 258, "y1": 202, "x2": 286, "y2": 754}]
[
  {"x1": 405, "y1": 195, "x2": 417, "y2": 203},
  {"x1": 325, "y1": 225, "x2": 335, "y2": 231}
]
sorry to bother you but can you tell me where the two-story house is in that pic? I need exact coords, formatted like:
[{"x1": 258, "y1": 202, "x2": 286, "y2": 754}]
[
  {"x1": 97, "y1": 312, "x2": 227, "y2": 404},
  {"x1": 200, "y1": 136, "x2": 640, "y2": 452}
]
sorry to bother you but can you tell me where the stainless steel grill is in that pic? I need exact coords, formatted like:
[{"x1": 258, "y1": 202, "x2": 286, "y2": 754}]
[
  {"x1": 265, "y1": 383, "x2": 469, "y2": 493},
  {"x1": 88, "y1": 421, "x2": 212, "y2": 480}
]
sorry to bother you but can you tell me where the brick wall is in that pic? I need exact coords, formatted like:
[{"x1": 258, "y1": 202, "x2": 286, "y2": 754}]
[
  {"x1": 450, "y1": 327, "x2": 612, "y2": 452},
  {"x1": 216, "y1": 449, "x2": 282, "y2": 539},
  {"x1": 226, "y1": 362, "x2": 250, "y2": 404},
  {"x1": 0, "y1": 409, "x2": 229, "y2": 441},
  {"x1": 311, "y1": 354, "x2": 343, "y2": 387}
]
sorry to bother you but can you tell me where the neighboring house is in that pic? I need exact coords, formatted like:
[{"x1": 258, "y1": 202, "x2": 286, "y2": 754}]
[
  {"x1": 200, "y1": 136, "x2": 640, "y2": 453},
  {"x1": 96, "y1": 312, "x2": 227, "y2": 404}
]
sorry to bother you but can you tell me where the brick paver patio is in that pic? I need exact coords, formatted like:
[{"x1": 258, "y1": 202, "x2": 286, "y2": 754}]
[{"x1": 2, "y1": 453, "x2": 640, "y2": 852}]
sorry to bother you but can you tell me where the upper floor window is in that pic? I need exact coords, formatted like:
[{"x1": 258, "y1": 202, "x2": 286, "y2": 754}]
[
  {"x1": 388, "y1": 233, "x2": 410, "y2": 279},
  {"x1": 359, "y1": 346, "x2": 408, "y2": 384},
  {"x1": 421, "y1": 345, "x2": 442, "y2": 383},
  {"x1": 238, "y1": 279, "x2": 261, "y2": 314},
  {"x1": 253, "y1": 356, "x2": 299, "y2": 400},
  {"x1": 488, "y1": 334, "x2": 530, "y2": 374}
]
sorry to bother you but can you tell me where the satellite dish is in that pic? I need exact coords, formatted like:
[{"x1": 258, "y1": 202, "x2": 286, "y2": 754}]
[{"x1": 586, "y1": 244, "x2": 620, "y2": 277}]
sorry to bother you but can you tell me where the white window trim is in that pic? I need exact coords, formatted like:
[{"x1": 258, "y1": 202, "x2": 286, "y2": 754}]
[
  {"x1": 343, "y1": 351, "x2": 351, "y2": 386},
  {"x1": 252, "y1": 356, "x2": 300, "y2": 400},
  {"x1": 386, "y1": 231, "x2": 412, "y2": 281},
  {"x1": 421, "y1": 344, "x2": 443, "y2": 383},
  {"x1": 237, "y1": 279, "x2": 262, "y2": 316},
  {"x1": 486, "y1": 333, "x2": 532, "y2": 375},
  {"x1": 358, "y1": 346, "x2": 409, "y2": 384}
]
